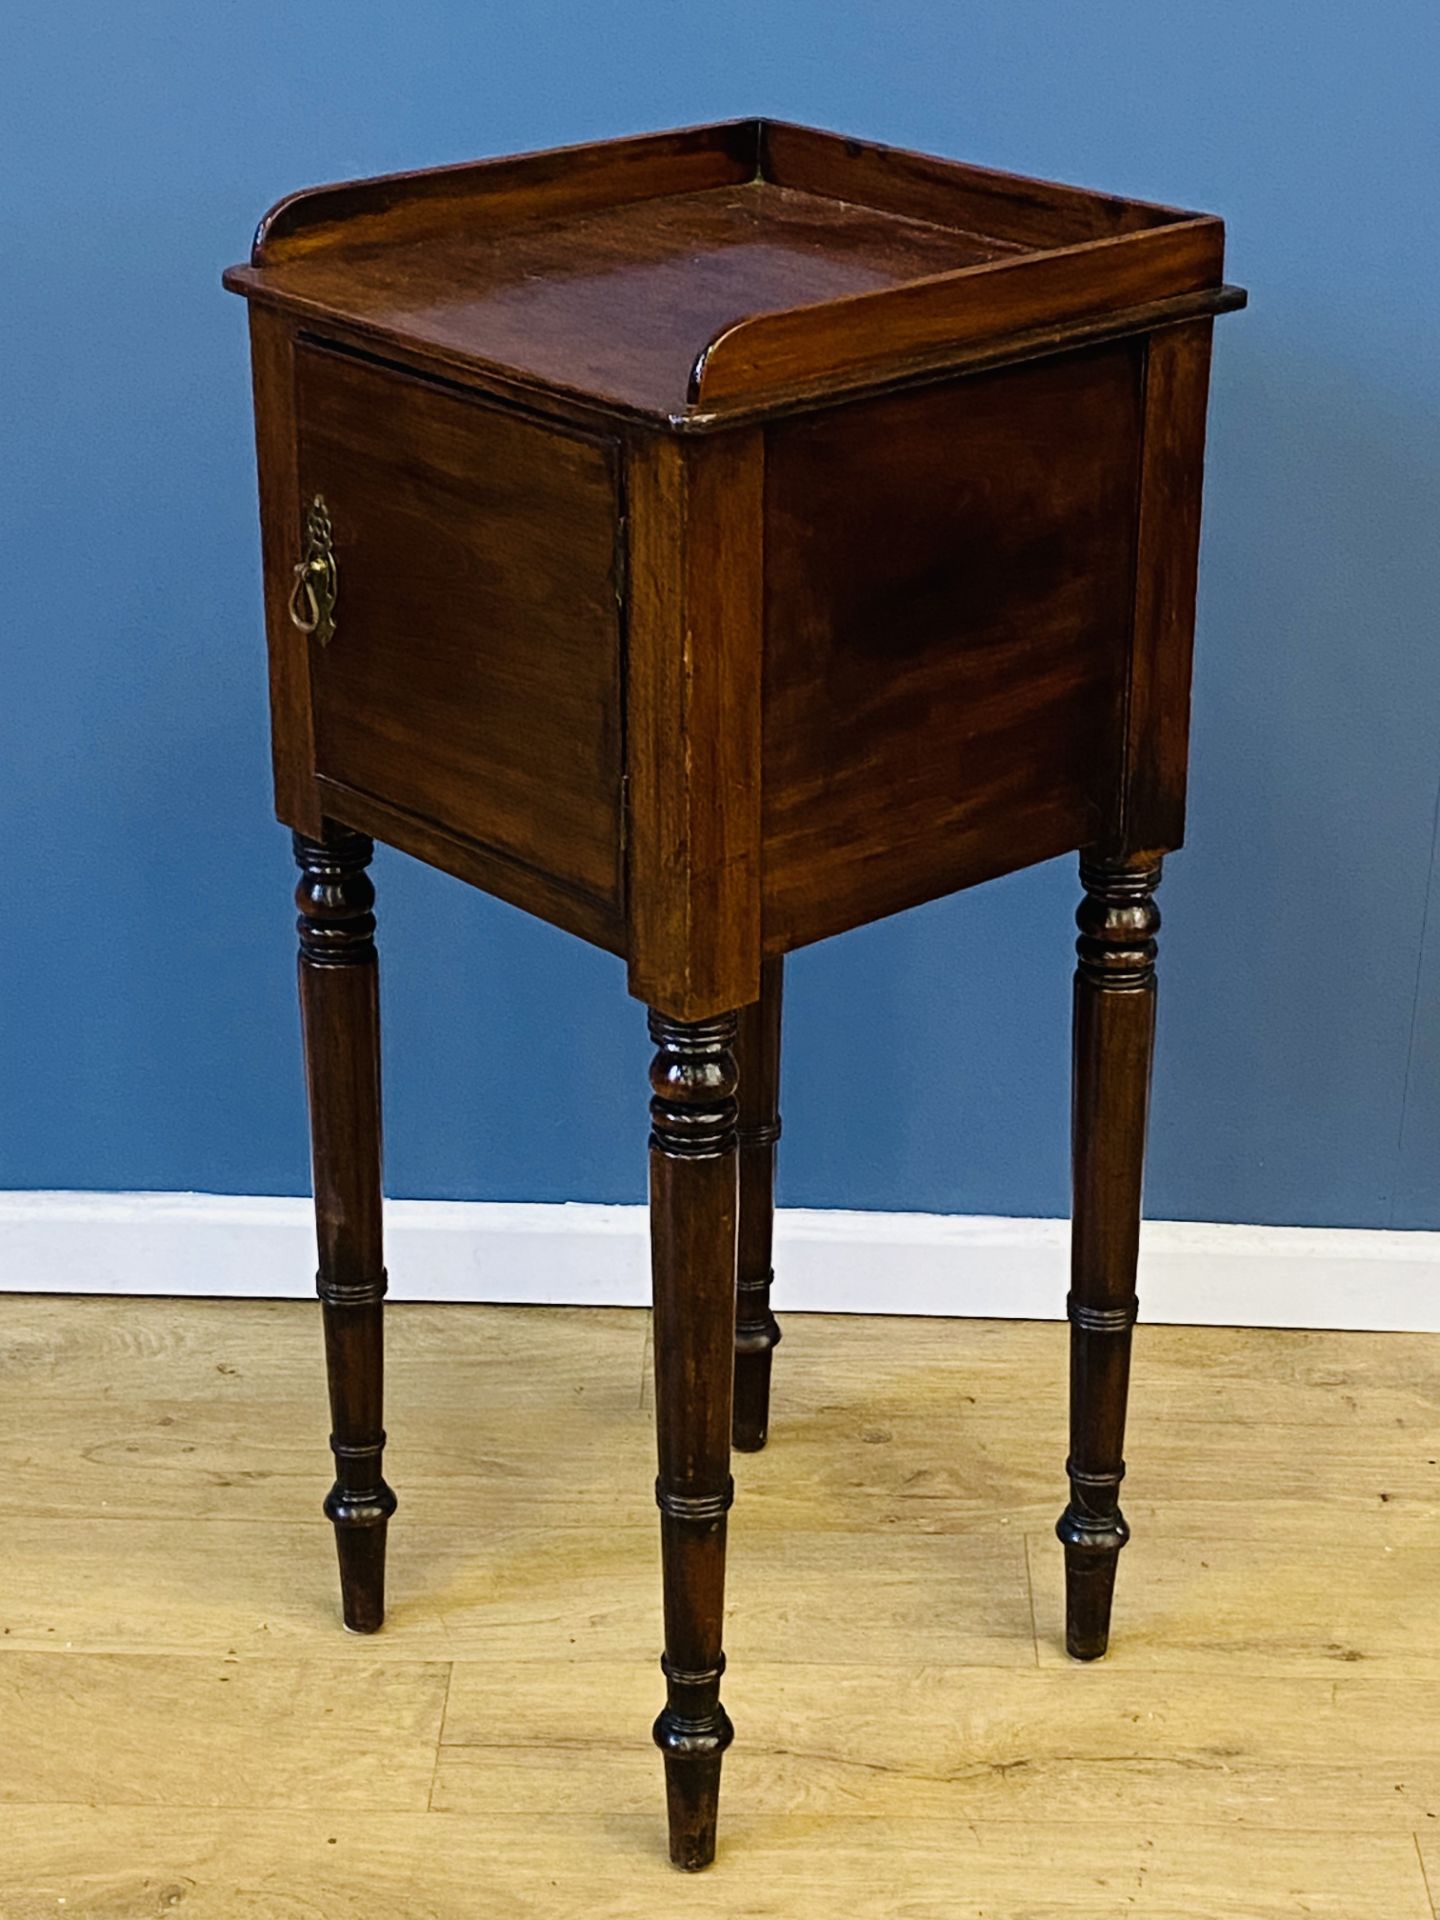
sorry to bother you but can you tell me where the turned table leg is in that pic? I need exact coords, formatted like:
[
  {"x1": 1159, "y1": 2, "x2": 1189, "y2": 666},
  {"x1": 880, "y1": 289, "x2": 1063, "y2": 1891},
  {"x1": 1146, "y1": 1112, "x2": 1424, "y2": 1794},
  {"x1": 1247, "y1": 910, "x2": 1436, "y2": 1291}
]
[
  {"x1": 294, "y1": 828, "x2": 396, "y2": 1634},
  {"x1": 647, "y1": 1009, "x2": 739, "y2": 1870},
  {"x1": 734, "y1": 958, "x2": 783, "y2": 1453},
  {"x1": 1057, "y1": 855, "x2": 1161, "y2": 1660}
]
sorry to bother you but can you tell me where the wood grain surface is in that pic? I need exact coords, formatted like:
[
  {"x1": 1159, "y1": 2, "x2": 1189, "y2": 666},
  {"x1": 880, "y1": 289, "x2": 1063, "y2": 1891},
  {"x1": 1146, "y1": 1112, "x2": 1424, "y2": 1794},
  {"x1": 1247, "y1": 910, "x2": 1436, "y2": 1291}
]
[
  {"x1": 3, "y1": 1295, "x2": 1435, "y2": 1917},
  {"x1": 225, "y1": 119, "x2": 1237, "y2": 427},
  {"x1": 296, "y1": 345, "x2": 624, "y2": 917},
  {"x1": 761, "y1": 348, "x2": 1139, "y2": 948}
]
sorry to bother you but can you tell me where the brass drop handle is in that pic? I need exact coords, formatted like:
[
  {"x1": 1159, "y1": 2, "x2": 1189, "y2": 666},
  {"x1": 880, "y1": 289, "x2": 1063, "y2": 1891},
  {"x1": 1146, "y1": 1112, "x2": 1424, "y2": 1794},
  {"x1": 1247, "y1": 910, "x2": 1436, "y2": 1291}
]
[{"x1": 288, "y1": 495, "x2": 337, "y2": 647}]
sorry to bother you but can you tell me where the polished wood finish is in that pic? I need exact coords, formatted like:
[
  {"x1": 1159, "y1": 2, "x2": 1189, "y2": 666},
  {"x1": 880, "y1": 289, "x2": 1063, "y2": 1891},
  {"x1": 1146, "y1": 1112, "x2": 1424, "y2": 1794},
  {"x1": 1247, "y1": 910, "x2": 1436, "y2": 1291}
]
[
  {"x1": 758, "y1": 119, "x2": 1180, "y2": 243},
  {"x1": 227, "y1": 122, "x2": 1240, "y2": 992},
  {"x1": 1058, "y1": 856, "x2": 1161, "y2": 1659},
  {"x1": 293, "y1": 828, "x2": 395, "y2": 1633},
  {"x1": 312, "y1": 774, "x2": 625, "y2": 955},
  {"x1": 691, "y1": 122, "x2": 1224, "y2": 412},
  {"x1": 246, "y1": 309, "x2": 320, "y2": 835},
  {"x1": 225, "y1": 121, "x2": 1243, "y2": 1868},
  {"x1": 296, "y1": 343, "x2": 623, "y2": 917},
  {"x1": 761, "y1": 345, "x2": 1139, "y2": 950},
  {"x1": 252, "y1": 120, "x2": 760, "y2": 261},
  {"x1": 224, "y1": 119, "x2": 1240, "y2": 428},
  {"x1": 625, "y1": 430, "x2": 763, "y2": 1018},
  {"x1": 1120, "y1": 319, "x2": 1217, "y2": 853},
  {"x1": 734, "y1": 958, "x2": 784, "y2": 1452},
  {"x1": 646, "y1": 1010, "x2": 740, "y2": 1868}
]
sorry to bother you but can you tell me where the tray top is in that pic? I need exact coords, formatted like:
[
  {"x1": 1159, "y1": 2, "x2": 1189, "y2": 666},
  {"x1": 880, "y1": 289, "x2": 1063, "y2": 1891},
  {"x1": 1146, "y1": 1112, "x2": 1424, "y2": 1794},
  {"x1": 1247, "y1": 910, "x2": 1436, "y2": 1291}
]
[{"x1": 224, "y1": 119, "x2": 1241, "y2": 427}]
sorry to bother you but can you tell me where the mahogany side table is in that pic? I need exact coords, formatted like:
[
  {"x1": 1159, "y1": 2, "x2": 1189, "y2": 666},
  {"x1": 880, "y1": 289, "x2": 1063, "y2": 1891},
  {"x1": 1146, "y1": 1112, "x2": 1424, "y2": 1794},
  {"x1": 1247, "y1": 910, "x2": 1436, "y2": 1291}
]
[{"x1": 224, "y1": 120, "x2": 1243, "y2": 1869}]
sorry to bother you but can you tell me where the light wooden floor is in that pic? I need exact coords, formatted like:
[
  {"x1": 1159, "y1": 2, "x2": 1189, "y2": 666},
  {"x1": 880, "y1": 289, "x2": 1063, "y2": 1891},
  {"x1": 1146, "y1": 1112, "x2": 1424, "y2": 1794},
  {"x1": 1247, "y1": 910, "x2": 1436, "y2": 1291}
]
[{"x1": 3, "y1": 1297, "x2": 1439, "y2": 1918}]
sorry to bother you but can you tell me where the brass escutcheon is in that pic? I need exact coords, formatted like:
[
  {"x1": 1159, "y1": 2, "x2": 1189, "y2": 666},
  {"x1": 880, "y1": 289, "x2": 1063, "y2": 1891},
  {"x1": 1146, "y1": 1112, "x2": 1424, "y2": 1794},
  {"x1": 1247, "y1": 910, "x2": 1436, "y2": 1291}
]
[{"x1": 288, "y1": 495, "x2": 337, "y2": 647}]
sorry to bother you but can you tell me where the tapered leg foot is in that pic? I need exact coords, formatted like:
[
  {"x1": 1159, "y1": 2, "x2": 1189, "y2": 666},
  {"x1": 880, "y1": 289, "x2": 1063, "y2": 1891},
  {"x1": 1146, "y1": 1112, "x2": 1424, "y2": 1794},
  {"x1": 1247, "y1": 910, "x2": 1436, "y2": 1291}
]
[
  {"x1": 647, "y1": 1008, "x2": 740, "y2": 1869},
  {"x1": 295, "y1": 828, "x2": 395, "y2": 1635},
  {"x1": 732, "y1": 1330, "x2": 777, "y2": 1454},
  {"x1": 330, "y1": 1502, "x2": 394, "y2": 1634},
  {"x1": 734, "y1": 959, "x2": 783, "y2": 1453},
  {"x1": 1057, "y1": 1516, "x2": 1129, "y2": 1661},
  {"x1": 655, "y1": 1691, "x2": 734, "y2": 1870},
  {"x1": 1059, "y1": 856, "x2": 1159, "y2": 1662}
]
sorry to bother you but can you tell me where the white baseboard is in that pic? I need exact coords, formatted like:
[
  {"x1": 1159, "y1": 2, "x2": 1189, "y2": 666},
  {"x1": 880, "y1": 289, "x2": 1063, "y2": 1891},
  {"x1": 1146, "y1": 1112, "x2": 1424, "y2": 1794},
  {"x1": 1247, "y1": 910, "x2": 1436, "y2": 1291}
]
[{"x1": 1, "y1": 1191, "x2": 1438, "y2": 1332}]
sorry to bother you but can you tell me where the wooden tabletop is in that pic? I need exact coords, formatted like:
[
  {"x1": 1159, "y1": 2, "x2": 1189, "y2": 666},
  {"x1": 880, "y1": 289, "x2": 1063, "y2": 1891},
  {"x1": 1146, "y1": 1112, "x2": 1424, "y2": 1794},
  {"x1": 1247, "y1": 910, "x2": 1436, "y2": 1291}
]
[{"x1": 225, "y1": 119, "x2": 1241, "y2": 427}]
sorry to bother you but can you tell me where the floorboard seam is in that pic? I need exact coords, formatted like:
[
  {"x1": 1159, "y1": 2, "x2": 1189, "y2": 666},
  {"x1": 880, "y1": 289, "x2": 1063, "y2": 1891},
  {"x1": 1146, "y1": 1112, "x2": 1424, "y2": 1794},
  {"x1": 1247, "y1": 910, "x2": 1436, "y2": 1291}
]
[
  {"x1": 1416, "y1": 1832, "x2": 1438, "y2": 1918},
  {"x1": 427, "y1": 1662, "x2": 455, "y2": 1812},
  {"x1": 1022, "y1": 1532, "x2": 1042, "y2": 1667}
]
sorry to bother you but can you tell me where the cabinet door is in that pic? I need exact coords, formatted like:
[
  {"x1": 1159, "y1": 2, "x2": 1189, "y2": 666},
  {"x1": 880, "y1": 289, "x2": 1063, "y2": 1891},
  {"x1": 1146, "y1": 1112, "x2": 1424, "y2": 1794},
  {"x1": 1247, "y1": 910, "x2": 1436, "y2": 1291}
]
[{"x1": 294, "y1": 343, "x2": 624, "y2": 914}]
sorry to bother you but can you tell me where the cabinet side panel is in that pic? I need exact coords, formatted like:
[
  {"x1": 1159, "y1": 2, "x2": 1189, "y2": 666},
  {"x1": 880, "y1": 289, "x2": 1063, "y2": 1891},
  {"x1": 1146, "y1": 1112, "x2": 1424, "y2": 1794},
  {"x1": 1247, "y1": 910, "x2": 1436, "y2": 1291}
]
[
  {"x1": 1118, "y1": 318, "x2": 1216, "y2": 855},
  {"x1": 247, "y1": 308, "x2": 320, "y2": 832},
  {"x1": 762, "y1": 345, "x2": 1143, "y2": 950}
]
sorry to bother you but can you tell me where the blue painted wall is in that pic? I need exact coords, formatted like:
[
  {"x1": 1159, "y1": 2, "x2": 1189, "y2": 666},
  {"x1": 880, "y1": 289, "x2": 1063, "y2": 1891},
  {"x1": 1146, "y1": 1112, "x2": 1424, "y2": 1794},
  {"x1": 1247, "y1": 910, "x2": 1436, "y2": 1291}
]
[{"x1": 4, "y1": 2, "x2": 1438, "y2": 1226}]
